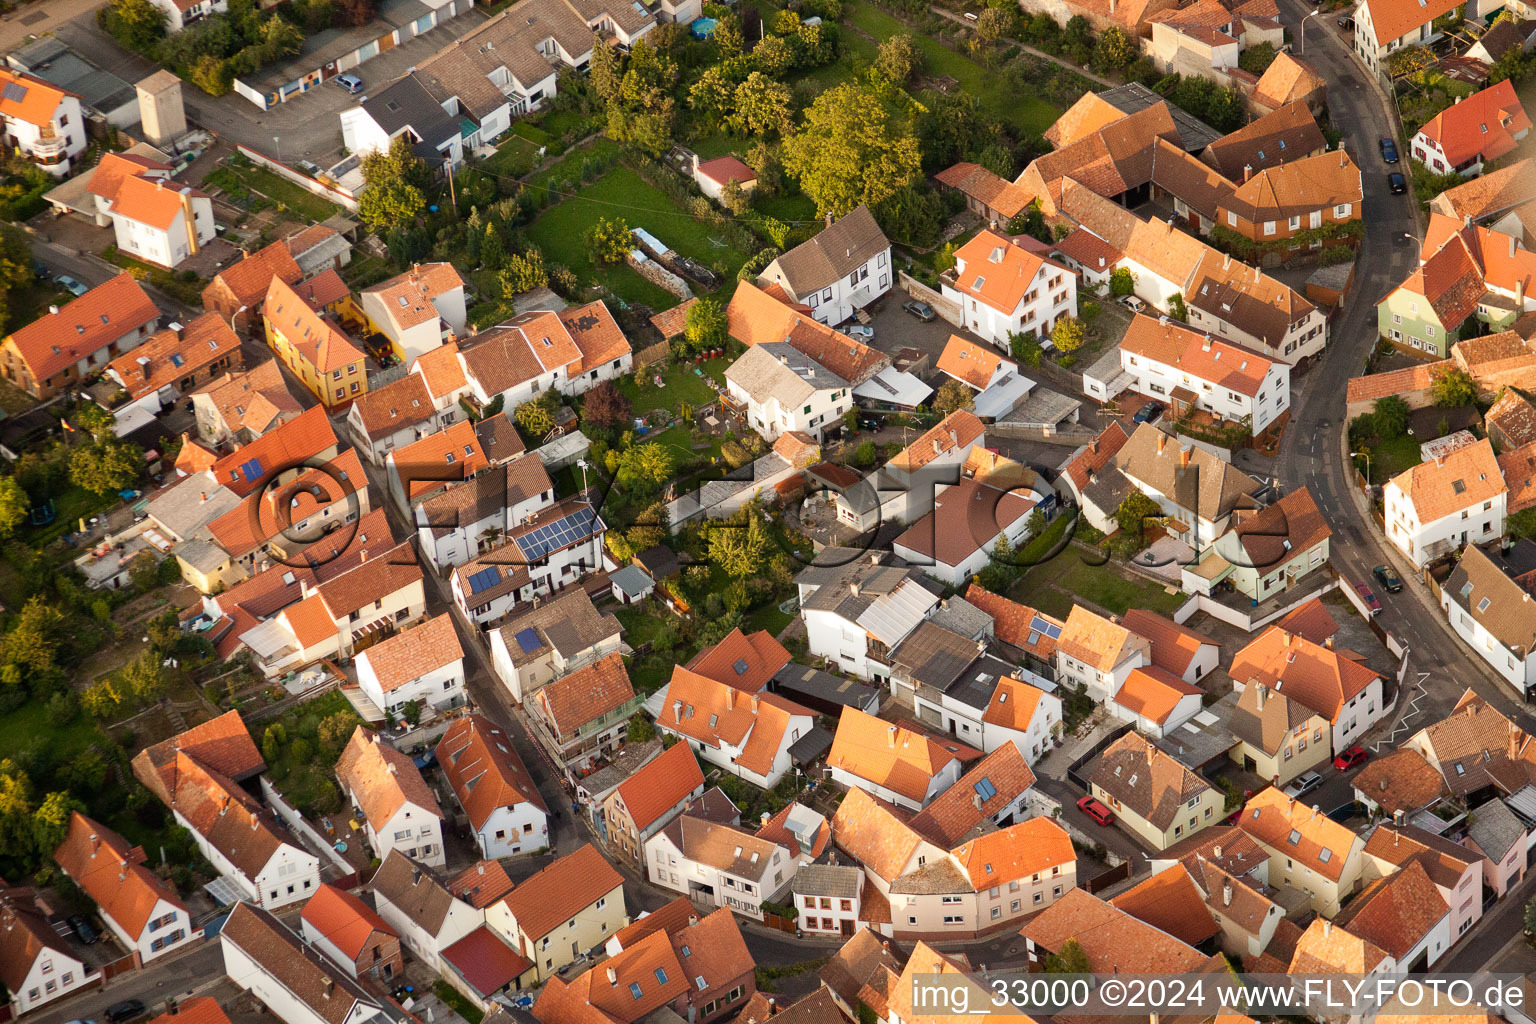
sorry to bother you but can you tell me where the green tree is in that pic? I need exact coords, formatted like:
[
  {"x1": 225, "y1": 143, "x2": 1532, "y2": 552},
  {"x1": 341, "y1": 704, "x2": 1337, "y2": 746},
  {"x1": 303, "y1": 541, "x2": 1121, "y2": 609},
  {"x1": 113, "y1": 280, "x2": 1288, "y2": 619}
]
[
  {"x1": 710, "y1": 510, "x2": 769, "y2": 578},
  {"x1": 1116, "y1": 491, "x2": 1164, "y2": 540},
  {"x1": 356, "y1": 137, "x2": 431, "y2": 233},
  {"x1": 81, "y1": 679, "x2": 122, "y2": 718},
  {"x1": 684, "y1": 297, "x2": 728, "y2": 352},
  {"x1": 5, "y1": 596, "x2": 64, "y2": 673},
  {"x1": 402, "y1": 699, "x2": 423, "y2": 727},
  {"x1": 688, "y1": 65, "x2": 739, "y2": 121},
  {"x1": 585, "y1": 216, "x2": 634, "y2": 266},
  {"x1": 1011, "y1": 331, "x2": 1043, "y2": 368},
  {"x1": 783, "y1": 83, "x2": 922, "y2": 218},
  {"x1": 101, "y1": 0, "x2": 167, "y2": 50},
  {"x1": 318, "y1": 711, "x2": 357, "y2": 748},
  {"x1": 262, "y1": 726, "x2": 283, "y2": 763},
  {"x1": 728, "y1": 73, "x2": 793, "y2": 137},
  {"x1": 615, "y1": 443, "x2": 674, "y2": 491},
  {"x1": 0, "y1": 477, "x2": 27, "y2": 539},
  {"x1": 62, "y1": 749, "x2": 108, "y2": 792},
  {"x1": 1432, "y1": 366, "x2": 1478, "y2": 407},
  {"x1": 713, "y1": 13, "x2": 745, "y2": 56},
  {"x1": 1238, "y1": 41, "x2": 1278, "y2": 75},
  {"x1": 853, "y1": 441, "x2": 877, "y2": 467},
  {"x1": 754, "y1": 34, "x2": 794, "y2": 76},
  {"x1": 1051, "y1": 316, "x2": 1086, "y2": 353},
  {"x1": 977, "y1": 535, "x2": 1021, "y2": 593},
  {"x1": 1373, "y1": 395, "x2": 1411, "y2": 439},
  {"x1": 129, "y1": 550, "x2": 161, "y2": 593},
  {"x1": 122, "y1": 650, "x2": 166, "y2": 702},
  {"x1": 875, "y1": 33, "x2": 925, "y2": 84},
  {"x1": 626, "y1": 505, "x2": 669, "y2": 553},
  {"x1": 935, "y1": 379, "x2": 975, "y2": 415},
  {"x1": 1109, "y1": 267, "x2": 1136, "y2": 296},
  {"x1": 515, "y1": 399, "x2": 555, "y2": 437},
  {"x1": 69, "y1": 438, "x2": 142, "y2": 495},
  {"x1": 500, "y1": 248, "x2": 548, "y2": 296},
  {"x1": 74, "y1": 403, "x2": 116, "y2": 441},
  {"x1": 627, "y1": 713, "x2": 657, "y2": 744},
  {"x1": 1092, "y1": 27, "x2": 1137, "y2": 73},
  {"x1": 33, "y1": 790, "x2": 80, "y2": 857},
  {"x1": 976, "y1": 6, "x2": 1016, "y2": 42},
  {"x1": 1168, "y1": 292, "x2": 1188, "y2": 321},
  {"x1": 1043, "y1": 937, "x2": 1091, "y2": 974}
]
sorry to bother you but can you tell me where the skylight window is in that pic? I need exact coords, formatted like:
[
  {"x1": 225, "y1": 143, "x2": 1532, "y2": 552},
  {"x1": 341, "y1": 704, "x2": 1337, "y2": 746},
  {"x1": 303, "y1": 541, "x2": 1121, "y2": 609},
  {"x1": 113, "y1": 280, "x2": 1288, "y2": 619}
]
[
  {"x1": 655, "y1": 969, "x2": 669, "y2": 985},
  {"x1": 1287, "y1": 829, "x2": 1301, "y2": 845},
  {"x1": 629, "y1": 984, "x2": 643, "y2": 1000}
]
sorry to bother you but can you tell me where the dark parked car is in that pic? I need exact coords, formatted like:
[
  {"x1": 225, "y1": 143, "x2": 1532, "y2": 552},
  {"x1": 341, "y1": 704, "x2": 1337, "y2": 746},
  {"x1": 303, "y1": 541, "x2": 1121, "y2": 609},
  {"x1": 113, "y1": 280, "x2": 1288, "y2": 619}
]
[
  {"x1": 1076, "y1": 795, "x2": 1115, "y2": 826},
  {"x1": 1380, "y1": 137, "x2": 1399, "y2": 163},
  {"x1": 1372, "y1": 563, "x2": 1404, "y2": 593},
  {"x1": 902, "y1": 300, "x2": 936, "y2": 322},
  {"x1": 68, "y1": 915, "x2": 97, "y2": 944},
  {"x1": 1388, "y1": 172, "x2": 1408, "y2": 194},
  {"x1": 106, "y1": 1001, "x2": 144, "y2": 1024},
  {"x1": 1333, "y1": 745, "x2": 1370, "y2": 771},
  {"x1": 1133, "y1": 401, "x2": 1164, "y2": 424},
  {"x1": 1356, "y1": 581, "x2": 1383, "y2": 616}
]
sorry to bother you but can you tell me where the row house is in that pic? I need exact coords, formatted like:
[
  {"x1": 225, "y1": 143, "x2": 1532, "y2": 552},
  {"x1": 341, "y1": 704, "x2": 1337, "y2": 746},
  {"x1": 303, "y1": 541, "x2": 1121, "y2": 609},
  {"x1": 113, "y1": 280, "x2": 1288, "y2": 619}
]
[
  {"x1": 961, "y1": 584, "x2": 1065, "y2": 692},
  {"x1": 1441, "y1": 542, "x2": 1536, "y2": 700},
  {"x1": 262, "y1": 274, "x2": 366, "y2": 410},
  {"x1": 346, "y1": 373, "x2": 443, "y2": 466},
  {"x1": 87, "y1": 155, "x2": 214, "y2": 270},
  {"x1": 457, "y1": 301, "x2": 633, "y2": 416},
  {"x1": 190, "y1": 359, "x2": 303, "y2": 447},
  {"x1": 1229, "y1": 624, "x2": 1389, "y2": 768},
  {"x1": 336, "y1": 725, "x2": 447, "y2": 869},
  {"x1": 412, "y1": 340, "x2": 472, "y2": 425},
  {"x1": 1412, "y1": 79, "x2": 1531, "y2": 177},
  {"x1": 386, "y1": 419, "x2": 490, "y2": 512},
  {"x1": 436, "y1": 714, "x2": 549, "y2": 859},
  {"x1": 653, "y1": 666, "x2": 816, "y2": 788},
  {"x1": 724, "y1": 341, "x2": 852, "y2": 443},
  {"x1": 221, "y1": 902, "x2": 391, "y2": 1024},
  {"x1": 795, "y1": 553, "x2": 939, "y2": 682},
  {"x1": 355, "y1": 612, "x2": 466, "y2": 721},
  {"x1": 371, "y1": 851, "x2": 483, "y2": 973},
  {"x1": 1384, "y1": 436, "x2": 1506, "y2": 567},
  {"x1": 487, "y1": 586, "x2": 622, "y2": 703},
  {"x1": 939, "y1": 230, "x2": 1078, "y2": 350},
  {"x1": 1353, "y1": 0, "x2": 1464, "y2": 74},
  {"x1": 832, "y1": 787, "x2": 1076, "y2": 939},
  {"x1": 130, "y1": 711, "x2": 321, "y2": 910},
  {"x1": 0, "y1": 273, "x2": 159, "y2": 399},
  {"x1": 301, "y1": 882, "x2": 404, "y2": 981},
  {"x1": 340, "y1": 0, "x2": 660, "y2": 170},
  {"x1": 486, "y1": 845, "x2": 627, "y2": 982},
  {"x1": 53, "y1": 812, "x2": 193, "y2": 965},
  {"x1": 791, "y1": 865, "x2": 865, "y2": 939},
  {"x1": 1104, "y1": 313, "x2": 1291, "y2": 434},
  {"x1": 202, "y1": 239, "x2": 303, "y2": 333},
  {"x1": 1361, "y1": 824, "x2": 1483, "y2": 943},
  {"x1": 415, "y1": 447, "x2": 552, "y2": 571},
  {"x1": 233, "y1": 542, "x2": 426, "y2": 678},
  {"x1": 601, "y1": 742, "x2": 706, "y2": 867},
  {"x1": 1186, "y1": 486, "x2": 1332, "y2": 603},
  {"x1": 1088, "y1": 732, "x2": 1223, "y2": 850},
  {"x1": 103, "y1": 312, "x2": 240, "y2": 437},
  {"x1": 1024, "y1": 888, "x2": 1208, "y2": 974},
  {"x1": 359, "y1": 263, "x2": 467, "y2": 364},
  {"x1": 535, "y1": 909, "x2": 754, "y2": 1024},
  {"x1": 825, "y1": 707, "x2": 973, "y2": 812},
  {"x1": 758, "y1": 206, "x2": 893, "y2": 326},
  {"x1": 1145, "y1": 0, "x2": 1284, "y2": 77},
  {"x1": 448, "y1": 496, "x2": 607, "y2": 627},
  {"x1": 1238, "y1": 787, "x2": 1366, "y2": 916},
  {"x1": 529, "y1": 652, "x2": 642, "y2": 774},
  {"x1": 645, "y1": 817, "x2": 794, "y2": 920},
  {"x1": 0, "y1": 68, "x2": 84, "y2": 174}
]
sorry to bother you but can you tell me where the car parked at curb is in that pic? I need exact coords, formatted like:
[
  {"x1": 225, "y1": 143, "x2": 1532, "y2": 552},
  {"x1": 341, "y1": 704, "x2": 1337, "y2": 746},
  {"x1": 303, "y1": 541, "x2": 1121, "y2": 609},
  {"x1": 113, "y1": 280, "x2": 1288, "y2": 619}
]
[
  {"x1": 1076, "y1": 795, "x2": 1115, "y2": 825},
  {"x1": 1380, "y1": 137, "x2": 1399, "y2": 163},
  {"x1": 1333, "y1": 745, "x2": 1370, "y2": 772},
  {"x1": 840, "y1": 324, "x2": 875, "y2": 341},
  {"x1": 106, "y1": 1001, "x2": 145, "y2": 1024},
  {"x1": 1388, "y1": 172, "x2": 1407, "y2": 194},
  {"x1": 1283, "y1": 770, "x2": 1324, "y2": 799},
  {"x1": 56, "y1": 275, "x2": 87, "y2": 297},
  {"x1": 1356, "y1": 581, "x2": 1383, "y2": 616},
  {"x1": 1372, "y1": 564, "x2": 1403, "y2": 593}
]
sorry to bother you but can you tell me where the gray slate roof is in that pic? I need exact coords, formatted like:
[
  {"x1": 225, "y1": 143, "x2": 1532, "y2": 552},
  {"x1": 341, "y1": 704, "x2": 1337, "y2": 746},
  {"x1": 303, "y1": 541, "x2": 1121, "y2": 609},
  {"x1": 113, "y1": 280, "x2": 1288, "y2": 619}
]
[
  {"x1": 792, "y1": 864, "x2": 862, "y2": 899},
  {"x1": 768, "y1": 206, "x2": 891, "y2": 296},
  {"x1": 362, "y1": 75, "x2": 460, "y2": 162},
  {"x1": 727, "y1": 342, "x2": 848, "y2": 406},
  {"x1": 1468, "y1": 798, "x2": 1526, "y2": 861}
]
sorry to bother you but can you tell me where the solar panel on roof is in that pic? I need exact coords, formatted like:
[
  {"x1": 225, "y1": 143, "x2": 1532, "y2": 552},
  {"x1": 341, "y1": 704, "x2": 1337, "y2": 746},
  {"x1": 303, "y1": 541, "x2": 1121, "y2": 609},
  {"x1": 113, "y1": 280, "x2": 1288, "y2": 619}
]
[
  {"x1": 466, "y1": 567, "x2": 501, "y2": 594},
  {"x1": 974, "y1": 777, "x2": 997, "y2": 801},
  {"x1": 518, "y1": 507, "x2": 598, "y2": 561},
  {"x1": 239, "y1": 457, "x2": 264, "y2": 482},
  {"x1": 515, "y1": 627, "x2": 542, "y2": 653},
  {"x1": 1029, "y1": 614, "x2": 1062, "y2": 640}
]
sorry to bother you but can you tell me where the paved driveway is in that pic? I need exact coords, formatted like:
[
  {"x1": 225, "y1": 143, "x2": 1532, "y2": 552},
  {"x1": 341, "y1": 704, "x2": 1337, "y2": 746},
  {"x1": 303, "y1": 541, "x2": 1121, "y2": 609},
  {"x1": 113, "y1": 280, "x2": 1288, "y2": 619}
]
[{"x1": 867, "y1": 285, "x2": 962, "y2": 361}]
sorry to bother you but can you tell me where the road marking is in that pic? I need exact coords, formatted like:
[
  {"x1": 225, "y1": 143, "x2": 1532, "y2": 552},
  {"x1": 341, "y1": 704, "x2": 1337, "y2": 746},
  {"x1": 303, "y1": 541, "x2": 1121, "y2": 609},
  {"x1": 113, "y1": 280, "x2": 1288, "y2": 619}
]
[{"x1": 1372, "y1": 674, "x2": 1430, "y2": 751}]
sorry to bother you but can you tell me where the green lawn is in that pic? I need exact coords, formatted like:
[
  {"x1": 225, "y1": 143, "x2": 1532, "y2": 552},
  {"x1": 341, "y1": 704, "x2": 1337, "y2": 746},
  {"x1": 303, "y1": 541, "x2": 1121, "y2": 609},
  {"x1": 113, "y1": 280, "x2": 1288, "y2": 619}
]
[
  {"x1": 1356, "y1": 434, "x2": 1422, "y2": 485},
  {"x1": 525, "y1": 164, "x2": 750, "y2": 309},
  {"x1": 1014, "y1": 545, "x2": 1186, "y2": 619},
  {"x1": 23, "y1": 484, "x2": 118, "y2": 547},
  {"x1": 618, "y1": 357, "x2": 730, "y2": 416},
  {"x1": 0, "y1": 700, "x2": 105, "y2": 762},
  {"x1": 743, "y1": 603, "x2": 793, "y2": 637},
  {"x1": 483, "y1": 134, "x2": 543, "y2": 177},
  {"x1": 842, "y1": 2, "x2": 1060, "y2": 137},
  {"x1": 213, "y1": 163, "x2": 340, "y2": 222}
]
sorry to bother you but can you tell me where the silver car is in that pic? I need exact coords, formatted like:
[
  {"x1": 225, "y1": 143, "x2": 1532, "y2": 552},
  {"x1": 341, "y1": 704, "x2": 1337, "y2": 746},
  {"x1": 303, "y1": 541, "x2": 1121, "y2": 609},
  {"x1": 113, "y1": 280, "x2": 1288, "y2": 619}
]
[
  {"x1": 841, "y1": 325, "x2": 875, "y2": 341},
  {"x1": 1282, "y1": 771, "x2": 1324, "y2": 800}
]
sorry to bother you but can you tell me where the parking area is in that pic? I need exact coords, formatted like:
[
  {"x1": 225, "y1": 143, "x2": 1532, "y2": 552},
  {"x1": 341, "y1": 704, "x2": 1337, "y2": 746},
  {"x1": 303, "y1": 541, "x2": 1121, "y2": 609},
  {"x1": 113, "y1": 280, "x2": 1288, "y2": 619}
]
[
  {"x1": 867, "y1": 285, "x2": 965, "y2": 361},
  {"x1": 53, "y1": 5, "x2": 491, "y2": 167}
]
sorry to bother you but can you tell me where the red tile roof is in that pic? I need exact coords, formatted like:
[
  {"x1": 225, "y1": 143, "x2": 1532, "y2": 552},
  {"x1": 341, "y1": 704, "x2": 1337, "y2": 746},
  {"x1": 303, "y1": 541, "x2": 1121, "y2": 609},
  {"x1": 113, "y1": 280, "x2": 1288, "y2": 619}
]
[
  {"x1": 335, "y1": 726, "x2": 443, "y2": 830},
  {"x1": 1229, "y1": 625, "x2": 1381, "y2": 723},
  {"x1": 207, "y1": 241, "x2": 303, "y2": 310},
  {"x1": 1417, "y1": 79, "x2": 1531, "y2": 169},
  {"x1": 357, "y1": 613, "x2": 462, "y2": 692},
  {"x1": 442, "y1": 926, "x2": 533, "y2": 996},
  {"x1": 300, "y1": 882, "x2": 397, "y2": 959},
  {"x1": 828, "y1": 707, "x2": 972, "y2": 804},
  {"x1": 6, "y1": 274, "x2": 159, "y2": 386},
  {"x1": 210, "y1": 404, "x2": 338, "y2": 497},
  {"x1": 1121, "y1": 609, "x2": 1218, "y2": 677},
  {"x1": 658, "y1": 666, "x2": 812, "y2": 776},
  {"x1": 615, "y1": 742, "x2": 705, "y2": 832},
  {"x1": 54, "y1": 812, "x2": 185, "y2": 937},
  {"x1": 537, "y1": 652, "x2": 634, "y2": 737},
  {"x1": 686, "y1": 627, "x2": 790, "y2": 692},
  {"x1": 500, "y1": 844, "x2": 622, "y2": 941},
  {"x1": 436, "y1": 714, "x2": 547, "y2": 832}
]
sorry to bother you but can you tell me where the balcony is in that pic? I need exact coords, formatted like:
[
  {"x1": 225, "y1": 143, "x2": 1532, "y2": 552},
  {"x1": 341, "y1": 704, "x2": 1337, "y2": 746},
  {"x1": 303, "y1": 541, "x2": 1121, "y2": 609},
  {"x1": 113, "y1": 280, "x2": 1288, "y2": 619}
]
[{"x1": 30, "y1": 135, "x2": 67, "y2": 157}]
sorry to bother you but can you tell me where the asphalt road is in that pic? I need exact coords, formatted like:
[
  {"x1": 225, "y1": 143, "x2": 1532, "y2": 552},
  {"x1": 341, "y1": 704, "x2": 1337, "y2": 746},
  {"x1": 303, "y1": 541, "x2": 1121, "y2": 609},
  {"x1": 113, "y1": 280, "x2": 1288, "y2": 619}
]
[
  {"x1": 27, "y1": 940, "x2": 227, "y2": 1024},
  {"x1": 1271, "y1": 2, "x2": 1536, "y2": 744}
]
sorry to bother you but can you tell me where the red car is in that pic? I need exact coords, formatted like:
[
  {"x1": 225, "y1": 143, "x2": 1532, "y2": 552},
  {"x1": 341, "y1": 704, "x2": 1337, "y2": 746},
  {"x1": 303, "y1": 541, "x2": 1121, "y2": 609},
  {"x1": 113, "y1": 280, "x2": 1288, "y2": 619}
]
[
  {"x1": 1333, "y1": 745, "x2": 1369, "y2": 771},
  {"x1": 1077, "y1": 795, "x2": 1115, "y2": 826},
  {"x1": 1355, "y1": 582, "x2": 1383, "y2": 616}
]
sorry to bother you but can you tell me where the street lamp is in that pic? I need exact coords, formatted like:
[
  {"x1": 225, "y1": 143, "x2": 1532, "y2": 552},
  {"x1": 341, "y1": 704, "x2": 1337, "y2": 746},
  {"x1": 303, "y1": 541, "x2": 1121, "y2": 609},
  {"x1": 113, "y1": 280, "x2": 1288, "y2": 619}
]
[
  {"x1": 1403, "y1": 232, "x2": 1423, "y2": 263},
  {"x1": 1298, "y1": 8, "x2": 1325, "y2": 54},
  {"x1": 273, "y1": 135, "x2": 282, "y2": 164},
  {"x1": 1350, "y1": 450, "x2": 1372, "y2": 490}
]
